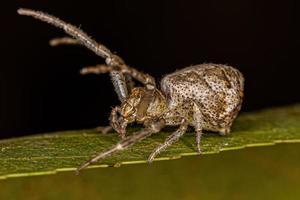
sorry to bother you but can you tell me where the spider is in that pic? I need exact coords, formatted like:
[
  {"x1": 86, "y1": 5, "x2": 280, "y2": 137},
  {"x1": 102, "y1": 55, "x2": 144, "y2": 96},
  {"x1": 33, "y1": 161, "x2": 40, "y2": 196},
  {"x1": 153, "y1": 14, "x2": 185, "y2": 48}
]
[{"x1": 18, "y1": 8, "x2": 244, "y2": 174}]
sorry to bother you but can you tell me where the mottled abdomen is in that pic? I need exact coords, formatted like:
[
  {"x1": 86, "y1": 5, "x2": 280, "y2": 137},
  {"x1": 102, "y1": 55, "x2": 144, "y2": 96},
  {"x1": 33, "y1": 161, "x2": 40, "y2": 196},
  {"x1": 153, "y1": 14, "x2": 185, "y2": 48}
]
[{"x1": 161, "y1": 64, "x2": 244, "y2": 132}]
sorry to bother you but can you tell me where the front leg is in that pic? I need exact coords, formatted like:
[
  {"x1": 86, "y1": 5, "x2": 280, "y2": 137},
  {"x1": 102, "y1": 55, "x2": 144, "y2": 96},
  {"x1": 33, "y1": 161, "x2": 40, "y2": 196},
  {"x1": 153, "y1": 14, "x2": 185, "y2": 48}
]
[
  {"x1": 76, "y1": 119, "x2": 165, "y2": 173},
  {"x1": 49, "y1": 36, "x2": 156, "y2": 89},
  {"x1": 81, "y1": 63, "x2": 156, "y2": 90}
]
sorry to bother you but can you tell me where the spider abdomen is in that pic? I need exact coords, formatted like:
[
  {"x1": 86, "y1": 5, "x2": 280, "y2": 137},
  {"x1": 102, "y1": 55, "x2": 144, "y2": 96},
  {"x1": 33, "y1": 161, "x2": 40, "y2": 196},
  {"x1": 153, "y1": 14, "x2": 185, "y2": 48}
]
[{"x1": 161, "y1": 64, "x2": 244, "y2": 132}]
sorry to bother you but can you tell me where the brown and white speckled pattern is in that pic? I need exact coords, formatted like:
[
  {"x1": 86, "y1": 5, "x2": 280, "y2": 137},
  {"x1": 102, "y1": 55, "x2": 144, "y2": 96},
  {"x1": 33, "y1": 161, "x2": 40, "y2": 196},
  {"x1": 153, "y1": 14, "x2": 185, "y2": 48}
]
[{"x1": 161, "y1": 64, "x2": 244, "y2": 134}]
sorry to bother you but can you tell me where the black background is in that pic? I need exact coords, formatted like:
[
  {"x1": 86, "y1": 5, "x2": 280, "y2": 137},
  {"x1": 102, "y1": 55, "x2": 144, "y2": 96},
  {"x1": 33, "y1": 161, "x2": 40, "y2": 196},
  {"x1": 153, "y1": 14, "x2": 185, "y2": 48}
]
[{"x1": 1, "y1": 0, "x2": 299, "y2": 138}]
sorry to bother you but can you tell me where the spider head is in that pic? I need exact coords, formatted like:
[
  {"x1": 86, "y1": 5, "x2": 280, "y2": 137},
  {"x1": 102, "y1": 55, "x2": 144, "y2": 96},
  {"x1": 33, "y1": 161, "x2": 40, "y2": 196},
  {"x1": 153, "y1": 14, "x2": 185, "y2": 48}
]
[{"x1": 110, "y1": 87, "x2": 167, "y2": 138}]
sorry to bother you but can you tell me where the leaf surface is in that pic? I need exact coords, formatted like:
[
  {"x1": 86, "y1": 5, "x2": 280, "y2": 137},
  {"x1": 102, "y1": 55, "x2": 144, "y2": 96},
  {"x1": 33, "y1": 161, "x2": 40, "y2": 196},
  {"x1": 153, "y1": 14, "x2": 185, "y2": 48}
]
[{"x1": 1, "y1": 104, "x2": 300, "y2": 179}]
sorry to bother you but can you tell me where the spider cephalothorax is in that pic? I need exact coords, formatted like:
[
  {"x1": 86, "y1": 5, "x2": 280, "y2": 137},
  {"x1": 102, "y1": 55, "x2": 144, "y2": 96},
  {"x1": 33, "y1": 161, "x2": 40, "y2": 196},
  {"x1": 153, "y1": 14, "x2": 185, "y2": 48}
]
[
  {"x1": 110, "y1": 87, "x2": 168, "y2": 138},
  {"x1": 18, "y1": 8, "x2": 244, "y2": 174}
]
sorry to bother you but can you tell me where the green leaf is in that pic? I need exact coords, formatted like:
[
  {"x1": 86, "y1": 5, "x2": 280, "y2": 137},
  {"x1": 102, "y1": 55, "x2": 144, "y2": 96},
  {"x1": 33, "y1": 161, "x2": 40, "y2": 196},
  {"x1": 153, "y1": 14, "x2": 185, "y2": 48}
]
[{"x1": 1, "y1": 104, "x2": 300, "y2": 179}]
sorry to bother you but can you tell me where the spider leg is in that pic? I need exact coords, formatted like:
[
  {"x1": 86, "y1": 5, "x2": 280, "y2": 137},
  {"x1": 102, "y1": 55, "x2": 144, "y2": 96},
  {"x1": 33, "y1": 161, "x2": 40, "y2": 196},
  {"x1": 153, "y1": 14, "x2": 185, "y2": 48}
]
[
  {"x1": 48, "y1": 36, "x2": 154, "y2": 89},
  {"x1": 110, "y1": 106, "x2": 127, "y2": 139},
  {"x1": 218, "y1": 127, "x2": 231, "y2": 136},
  {"x1": 81, "y1": 64, "x2": 155, "y2": 90},
  {"x1": 81, "y1": 64, "x2": 134, "y2": 99},
  {"x1": 124, "y1": 74, "x2": 135, "y2": 92},
  {"x1": 49, "y1": 37, "x2": 133, "y2": 95},
  {"x1": 47, "y1": 35, "x2": 154, "y2": 88},
  {"x1": 18, "y1": 8, "x2": 112, "y2": 58},
  {"x1": 148, "y1": 119, "x2": 188, "y2": 163},
  {"x1": 80, "y1": 64, "x2": 113, "y2": 74},
  {"x1": 17, "y1": 8, "x2": 132, "y2": 99},
  {"x1": 192, "y1": 102, "x2": 203, "y2": 153},
  {"x1": 49, "y1": 37, "x2": 132, "y2": 89},
  {"x1": 195, "y1": 130, "x2": 202, "y2": 153},
  {"x1": 49, "y1": 37, "x2": 79, "y2": 46},
  {"x1": 96, "y1": 126, "x2": 113, "y2": 134},
  {"x1": 76, "y1": 119, "x2": 165, "y2": 174},
  {"x1": 110, "y1": 71, "x2": 129, "y2": 102},
  {"x1": 18, "y1": 8, "x2": 133, "y2": 100},
  {"x1": 48, "y1": 40, "x2": 133, "y2": 99},
  {"x1": 122, "y1": 66, "x2": 156, "y2": 90}
]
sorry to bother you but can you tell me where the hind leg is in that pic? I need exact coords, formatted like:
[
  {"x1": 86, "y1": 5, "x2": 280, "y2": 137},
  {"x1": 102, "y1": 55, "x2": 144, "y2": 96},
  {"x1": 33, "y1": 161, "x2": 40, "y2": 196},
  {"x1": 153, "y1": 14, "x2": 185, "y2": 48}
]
[
  {"x1": 192, "y1": 102, "x2": 203, "y2": 153},
  {"x1": 218, "y1": 127, "x2": 231, "y2": 136}
]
